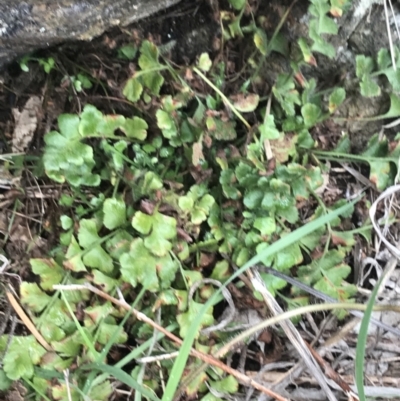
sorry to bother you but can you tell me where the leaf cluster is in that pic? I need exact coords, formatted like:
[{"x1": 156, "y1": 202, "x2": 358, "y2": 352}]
[{"x1": 3, "y1": 1, "x2": 396, "y2": 400}]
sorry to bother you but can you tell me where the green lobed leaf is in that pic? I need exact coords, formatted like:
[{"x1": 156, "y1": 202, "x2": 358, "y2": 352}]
[
  {"x1": 65, "y1": 235, "x2": 87, "y2": 272},
  {"x1": 103, "y1": 198, "x2": 127, "y2": 230},
  {"x1": 142, "y1": 171, "x2": 163, "y2": 193},
  {"x1": 83, "y1": 245, "x2": 114, "y2": 273},
  {"x1": 369, "y1": 160, "x2": 391, "y2": 191},
  {"x1": 210, "y1": 260, "x2": 231, "y2": 282},
  {"x1": 254, "y1": 217, "x2": 276, "y2": 236},
  {"x1": 0, "y1": 369, "x2": 12, "y2": 391},
  {"x1": 244, "y1": 189, "x2": 263, "y2": 209},
  {"x1": 254, "y1": 28, "x2": 268, "y2": 56},
  {"x1": 380, "y1": 93, "x2": 400, "y2": 119},
  {"x1": 156, "y1": 109, "x2": 177, "y2": 139},
  {"x1": 87, "y1": 380, "x2": 113, "y2": 401},
  {"x1": 273, "y1": 241, "x2": 303, "y2": 270},
  {"x1": 328, "y1": 87, "x2": 346, "y2": 113},
  {"x1": 200, "y1": 393, "x2": 219, "y2": 401},
  {"x1": 96, "y1": 323, "x2": 128, "y2": 345},
  {"x1": 77, "y1": 73, "x2": 93, "y2": 89},
  {"x1": 206, "y1": 116, "x2": 237, "y2": 140},
  {"x1": 377, "y1": 48, "x2": 392, "y2": 70},
  {"x1": 309, "y1": 22, "x2": 336, "y2": 58},
  {"x1": 151, "y1": 212, "x2": 177, "y2": 240},
  {"x1": 144, "y1": 234, "x2": 173, "y2": 256},
  {"x1": 139, "y1": 40, "x2": 160, "y2": 70},
  {"x1": 176, "y1": 300, "x2": 214, "y2": 338},
  {"x1": 143, "y1": 71, "x2": 164, "y2": 96},
  {"x1": 30, "y1": 258, "x2": 64, "y2": 291},
  {"x1": 314, "y1": 264, "x2": 356, "y2": 302},
  {"x1": 98, "y1": 114, "x2": 125, "y2": 136},
  {"x1": 58, "y1": 113, "x2": 80, "y2": 139},
  {"x1": 20, "y1": 282, "x2": 52, "y2": 312},
  {"x1": 382, "y1": 67, "x2": 400, "y2": 92},
  {"x1": 197, "y1": 53, "x2": 212, "y2": 72},
  {"x1": 52, "y1": 383, "x2": 80, "y2": 400},
  {"x1": 228, "y1": 0, "x2": 246, "y2": 10},
  {"x1": 43, "y1": 111, "x2": 98, "y2": 186},
  {"x1": 105, "y1": 231, "x2": 133, "y2": 260},
  {"x1": 360, "y1": 75, "x2": 381, "y2": 97},
  {"x1": 79, "y1": 104, "x2": 103, "y2": 137},
  {"x1": 179, "y1": 195, "x2": 195, "y2": 212},
  {"x1": 132, "y1": 211, "x2": 153, "y2": 234},
  {"x1": 331, "y1": 230, "x2": 356, "y2": 247},
  {"x1": 272, "y1": 74, "x2": 301, "y2": 116},
  {"x1": 122, "y1": 116, "x2": 148, "y2": 140},
  {"x1": 92, "y1": 269, "x2": 120, "y2": 292},
  {"x1": 60, "y1": 215, "x2": 73, "y2": 230},
  {"x1": 197, "y1": 194, "x2": 215, "y2": 211},
  {"x1": 123, "y1": 77, "x2": 143, "y2": 102},
  {"x1": 259, "y1": 115, "x2": 280, "y2": 140},
  {"x1": 52, "y1": 332, "x2": 82, "y2": 357},
  {"x1": 120, "y1": 238, "x2": 178, "y2": 291},
  {"x1": 301, "y1": 103, "x2": 322, "y2": 128},
  {"x1": 309, "y1": 0, "x2": 338, "y2": 34},
  {"x1": 259, "y1": 273, "x2": 288, "y2": 297},
  {"x1": 78, "y1": 218, "x2": 101, "y2": 248},
  {"x1": 2, "y1": 336, "x2": 46, "y2": 380},
  {"x1": 210, "y1": 376, "x2": 239, "y2": 393},
  {"x1": 355, "y1": 55, "x2": 375, "y2": 78}
]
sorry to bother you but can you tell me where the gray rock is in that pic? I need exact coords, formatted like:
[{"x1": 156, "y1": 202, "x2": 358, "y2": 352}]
[{"x1": 0, "y1": 0, "x2": 181, "y2": 69}]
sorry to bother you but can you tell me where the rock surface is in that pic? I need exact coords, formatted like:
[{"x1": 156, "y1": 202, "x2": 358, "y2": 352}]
[{"x1": 0, "y1": 0, "x2": 181, "y2": 69}]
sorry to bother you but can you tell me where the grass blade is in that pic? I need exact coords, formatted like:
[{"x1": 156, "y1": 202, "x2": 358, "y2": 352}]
[{"x1": 84, "y1": 363, "x2": 161, "y2": 401}]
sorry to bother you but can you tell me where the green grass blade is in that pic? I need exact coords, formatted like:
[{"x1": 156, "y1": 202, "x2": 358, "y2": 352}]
[
  {"x1": 86, "y1": 323, "x2": 178, "y2": 390},
  {"x1": 84, "y1": 363, "x2": 161, "y2": 401},
  {"x1": 355, "y1": 271, "x2": 385, "y2": 401},
  {"x1": 97, "y1": 287, "x2": 146, "y2": 363},
  {"x1": 162, "y1": 198, "x2": 359, "y2": 401},
  {"x1": 60, "y1": 292, "x2": 99, "y2": 358}
]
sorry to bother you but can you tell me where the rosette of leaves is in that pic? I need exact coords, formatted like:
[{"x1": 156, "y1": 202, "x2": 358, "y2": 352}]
[
  {"x1": 43, "y1": 104, "x2": 148, "y2": 187},
  {"x1": 0, "y1": 256, "x2": 127, "y2": 395},
  {"x1": 243, "y1": 164, "x2": 323, "y2": 223},
  {"x1": 307, "y1": 0, "x2": 338, "y2": 59},
  {"x1": 178, "y1": 184, "x2": 215, "y2": 225},
  {"x1": 156, "y1": 95, "x2": 198, "y2": 147},
  {"x1": 295, "y1": 248, "x2": 357, "y2": 318},
  {"x1": 119, "y1": 210, "x2": 179, "y2": 292},
  {"x1": 355, "y1": 48, "x2": 400, "y2": 97},
  {"x1": 123, "y1": 40, "x2": 165, "y2": 102}
]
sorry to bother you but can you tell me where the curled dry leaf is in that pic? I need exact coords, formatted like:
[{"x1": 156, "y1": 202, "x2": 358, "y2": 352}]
[
  {"x1": 12, "y1": 96, "x2": 42, "y2": 153},
  {"x1": 231, "y1": 93, "x2": 260, "y2": 113}
]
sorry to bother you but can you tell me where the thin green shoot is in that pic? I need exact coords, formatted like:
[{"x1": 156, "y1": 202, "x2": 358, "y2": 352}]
[
  {"x1": 24, "y1": 378, "x2": 52, "y2": 401},
  {"x1": 82, "y1": 287, "x2": 147, "y2": 395},
  {"x1": 193, "y1": 67, "x2": 251, "y2": 130},
  {"x1": 60, "y1": 291, "x2": 99, "y2": 358},
  {"x1": 83, "y1": 363, "x2": 160, "y2": 401}
]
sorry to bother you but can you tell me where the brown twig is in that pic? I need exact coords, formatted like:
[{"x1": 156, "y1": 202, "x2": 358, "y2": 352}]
[{"x1": 305, "y1": 341, "x2": 359, "y2": 401}]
